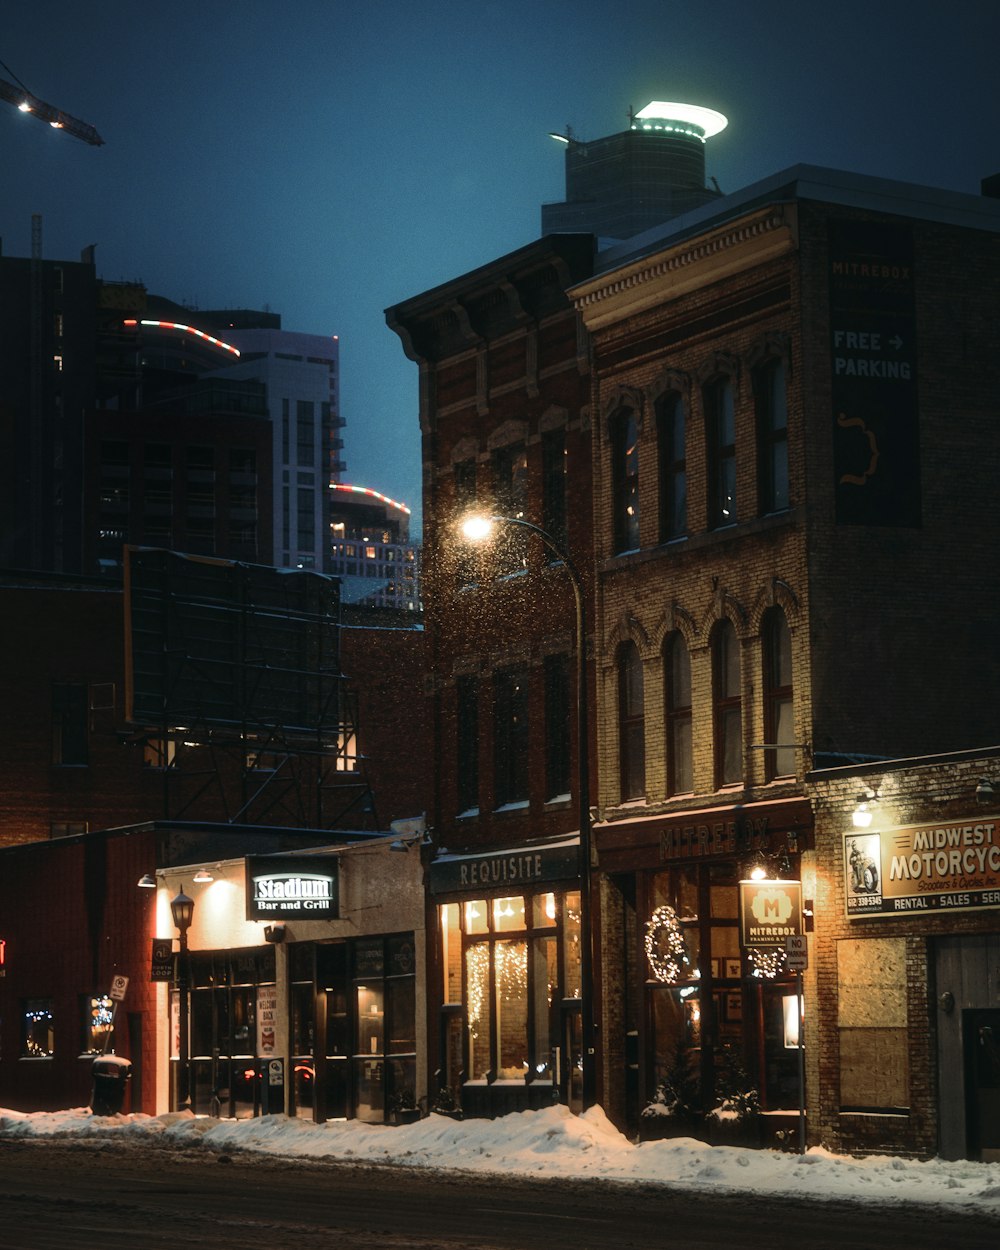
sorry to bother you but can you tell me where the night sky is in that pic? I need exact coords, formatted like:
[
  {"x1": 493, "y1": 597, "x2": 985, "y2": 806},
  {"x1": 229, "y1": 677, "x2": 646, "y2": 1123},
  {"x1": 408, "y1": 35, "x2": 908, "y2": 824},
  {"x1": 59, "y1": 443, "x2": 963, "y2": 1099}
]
[{"x1": 3, "y1": 2, "x2": 998, "y2": 537}]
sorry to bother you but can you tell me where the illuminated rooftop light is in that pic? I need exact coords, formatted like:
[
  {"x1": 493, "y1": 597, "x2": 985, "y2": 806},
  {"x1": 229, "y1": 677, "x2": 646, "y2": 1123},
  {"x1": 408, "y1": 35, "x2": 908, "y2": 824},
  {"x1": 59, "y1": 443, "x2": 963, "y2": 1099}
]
[
  {"x1": 18, "y1": 100, "x2": 31, "y2": 112},
  {"x1": 330, "y1": 482, "x2": 411, "y2": 515},
  {"x1": 632, "y1": 100, "x2": 728, "y2": 140}
]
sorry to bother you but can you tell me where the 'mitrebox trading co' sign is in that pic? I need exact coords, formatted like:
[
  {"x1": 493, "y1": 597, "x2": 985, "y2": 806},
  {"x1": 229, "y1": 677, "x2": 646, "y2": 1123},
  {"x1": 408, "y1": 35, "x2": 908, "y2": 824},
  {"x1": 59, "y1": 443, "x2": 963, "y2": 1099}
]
[
  {"x1": 245, "y1": 857, "x2": 339, "y2": 920},
  {"x1": 738, "y1": 879, "x2": 803, "y2": 950},
  {"x1": 844, "y1": 816, "x2": 1000, "y2": 918}
]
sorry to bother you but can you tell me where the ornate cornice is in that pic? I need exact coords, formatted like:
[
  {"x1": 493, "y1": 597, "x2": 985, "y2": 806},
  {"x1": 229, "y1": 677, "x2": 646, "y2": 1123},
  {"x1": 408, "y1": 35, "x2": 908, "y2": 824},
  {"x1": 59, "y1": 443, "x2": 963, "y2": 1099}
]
[{"x1": 572, "y1": 206, "x2": 797, "y2": 331}]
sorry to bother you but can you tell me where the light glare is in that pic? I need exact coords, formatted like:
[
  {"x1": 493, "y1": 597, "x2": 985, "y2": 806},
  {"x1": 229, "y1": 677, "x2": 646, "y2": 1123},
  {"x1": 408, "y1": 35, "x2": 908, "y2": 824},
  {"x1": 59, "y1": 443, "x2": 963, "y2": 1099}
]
[{"x1": 461, "y1": 514, "x2": 494, "y2": 543}]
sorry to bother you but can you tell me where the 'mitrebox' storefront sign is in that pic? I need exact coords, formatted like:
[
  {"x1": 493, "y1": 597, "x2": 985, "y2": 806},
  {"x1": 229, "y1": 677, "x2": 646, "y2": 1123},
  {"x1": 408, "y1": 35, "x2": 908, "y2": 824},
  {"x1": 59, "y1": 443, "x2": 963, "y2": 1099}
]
[
  {"x1": 844, "y1": 816, "x2": 1000, "y2": 917},
  {"x1": 739, "y1": 880, "x2": 803, "y2": 950},
  {"x1": 245, "y1": 857, "x2": 339, "y2": 920}
]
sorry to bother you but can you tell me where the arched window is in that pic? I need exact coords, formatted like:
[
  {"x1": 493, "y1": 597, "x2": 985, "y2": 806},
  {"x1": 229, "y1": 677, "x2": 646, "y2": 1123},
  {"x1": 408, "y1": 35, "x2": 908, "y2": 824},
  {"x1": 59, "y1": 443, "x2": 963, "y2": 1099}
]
[
  {"x1": 755, "y1": 359, "x2": 789, "y2": 515},
  {"x1": 704, "y1": 378, "x2": 736, "y2": 528},
  {"x1": 618, "y1": 641, "x2": 645, "y2": 800},
  {"x1": 611, "y1": 408, "x2": 640, "y2": 554},
  {"x1": 656, "y1": 392, "x2": 686, "y2": 542},
  {"x1": 664, "y1": 633, "x2": 693, "y2": 795},
  {"x1": 763, "y1": 609, "x2": 794, "y2": 779},
  {"x1": 712, "y1": 620, "x2": 742, "y2": 787}
]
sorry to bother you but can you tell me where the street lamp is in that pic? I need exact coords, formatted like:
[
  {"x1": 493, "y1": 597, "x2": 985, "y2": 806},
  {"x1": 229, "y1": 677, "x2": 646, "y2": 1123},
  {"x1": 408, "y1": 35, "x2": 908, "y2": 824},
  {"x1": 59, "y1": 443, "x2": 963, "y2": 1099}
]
[
  {"x1": 460, "y1": 513, "x2": 596, "y2": 1110},
  {"x1": 170, "y1": 886, "x2": 195, "y2": 1113}
]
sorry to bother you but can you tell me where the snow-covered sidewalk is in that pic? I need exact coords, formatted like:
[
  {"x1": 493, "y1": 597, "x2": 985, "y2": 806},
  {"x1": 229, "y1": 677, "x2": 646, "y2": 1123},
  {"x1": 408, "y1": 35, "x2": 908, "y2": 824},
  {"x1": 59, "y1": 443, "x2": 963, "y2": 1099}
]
[{"x1": 2, "y1": 1103, "x2": 999, "y2": 1219}]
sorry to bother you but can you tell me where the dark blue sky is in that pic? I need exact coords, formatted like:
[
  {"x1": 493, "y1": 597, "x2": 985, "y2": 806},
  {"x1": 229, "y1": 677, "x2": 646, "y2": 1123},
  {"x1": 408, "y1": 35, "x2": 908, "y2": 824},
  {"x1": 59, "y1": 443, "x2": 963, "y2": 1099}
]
[{"x1": 3, "y1": 2, "x2": 998, "y2": 537}]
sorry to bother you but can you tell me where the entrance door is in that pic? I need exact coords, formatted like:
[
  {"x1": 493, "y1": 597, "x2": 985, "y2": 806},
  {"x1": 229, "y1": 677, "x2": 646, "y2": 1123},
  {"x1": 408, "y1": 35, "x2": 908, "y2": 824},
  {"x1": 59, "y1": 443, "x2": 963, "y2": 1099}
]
[{"x1": 965, "y1": 1009, "x2": 1000, "y2": 1161}]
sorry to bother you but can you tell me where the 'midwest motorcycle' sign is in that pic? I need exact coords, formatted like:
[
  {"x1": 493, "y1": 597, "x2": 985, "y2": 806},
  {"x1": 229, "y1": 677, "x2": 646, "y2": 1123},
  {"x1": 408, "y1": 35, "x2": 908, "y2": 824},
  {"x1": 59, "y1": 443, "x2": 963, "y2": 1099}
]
[{"x1": 245, "y1": 857, "x2": 339, "y2": 920}]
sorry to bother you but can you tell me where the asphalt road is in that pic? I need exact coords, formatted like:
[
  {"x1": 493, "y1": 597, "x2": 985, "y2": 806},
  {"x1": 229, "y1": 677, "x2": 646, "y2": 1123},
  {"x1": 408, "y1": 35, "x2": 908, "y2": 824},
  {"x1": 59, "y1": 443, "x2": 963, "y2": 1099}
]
[{"x1": 0, "y1": 1137, "x2": 997, "y2": 1250}]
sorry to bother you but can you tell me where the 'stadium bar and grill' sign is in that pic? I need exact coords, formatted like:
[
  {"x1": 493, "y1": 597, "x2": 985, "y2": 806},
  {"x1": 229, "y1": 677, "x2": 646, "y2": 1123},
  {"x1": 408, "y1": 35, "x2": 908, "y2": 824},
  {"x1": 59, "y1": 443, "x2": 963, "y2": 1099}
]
[
  {"x1": 844, "y1": 815, "x2": 1000, "y2": 918},
  {"x1": 245, "y1": 857, "x2": 339, "y2": 921}
]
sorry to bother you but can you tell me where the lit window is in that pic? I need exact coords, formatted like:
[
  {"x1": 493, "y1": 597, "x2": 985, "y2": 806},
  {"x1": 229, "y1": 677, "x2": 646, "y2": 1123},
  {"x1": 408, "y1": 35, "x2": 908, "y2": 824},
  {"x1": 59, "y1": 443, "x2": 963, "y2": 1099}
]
[
  {"x1": 705, "y1": 378, "x2": 736, "y2": 527},
  {"x1": 22, "y1": 999, "x2": 54, "y2": 1058},
  {"x1": 82, "y1": 994, "x2": 115, "y2": 1054},
  {"x1": 611, "y1": 408, "x2": 640, "y2": 554}
]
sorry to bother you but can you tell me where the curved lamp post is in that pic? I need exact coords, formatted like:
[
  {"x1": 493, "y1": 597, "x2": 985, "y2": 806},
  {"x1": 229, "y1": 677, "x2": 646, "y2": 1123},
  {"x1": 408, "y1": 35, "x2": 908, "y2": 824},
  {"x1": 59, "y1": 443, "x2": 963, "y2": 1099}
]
[
  {"x1": 460, "y1": 514, "x2": 596, "y2": 1110},
  {"x1": 170, "y1": 886, "x2": 195, "y2": 1112}
]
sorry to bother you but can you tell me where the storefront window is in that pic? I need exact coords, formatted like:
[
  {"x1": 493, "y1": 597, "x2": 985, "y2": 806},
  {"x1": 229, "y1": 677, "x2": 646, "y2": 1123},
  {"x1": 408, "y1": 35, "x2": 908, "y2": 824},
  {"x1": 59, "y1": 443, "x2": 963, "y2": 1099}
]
[
  {"x1": 182, "y1": 948, "x2": 274, "y2": 1119},
  {"x1": 495, "y1": 939, "x2": 528, "y2": 1077},
  {"x1": 446, "y1": 888, "x2": 581, "y2": 1096},
  {"x1": 466, "y1": 942, "x2": 493, "y2": 1080},
  {"x1": 82, "y1": 993, "x2": 114, "y2": 1055},
  {"x1": 23, "y1": 999, "x2": 54, "y2": 1057},
  {"x1": 644, "y1": 862, "x2": 798, "y2": 1114}
]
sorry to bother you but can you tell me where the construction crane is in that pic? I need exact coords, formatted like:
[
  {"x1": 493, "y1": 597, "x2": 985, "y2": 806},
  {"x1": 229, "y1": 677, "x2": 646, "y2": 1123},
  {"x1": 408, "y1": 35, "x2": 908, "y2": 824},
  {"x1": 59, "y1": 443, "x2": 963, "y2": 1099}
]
[{"x1": 0, "y1": 60, "x2": 104, "y2": 146}]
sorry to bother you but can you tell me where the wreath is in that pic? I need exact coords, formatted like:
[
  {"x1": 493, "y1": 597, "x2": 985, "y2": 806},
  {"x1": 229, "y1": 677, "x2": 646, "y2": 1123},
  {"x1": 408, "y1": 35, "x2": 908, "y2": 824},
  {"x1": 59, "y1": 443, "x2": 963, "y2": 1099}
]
[{"x1": 644, "y1": 905, "x2": 690, "y2": 984}]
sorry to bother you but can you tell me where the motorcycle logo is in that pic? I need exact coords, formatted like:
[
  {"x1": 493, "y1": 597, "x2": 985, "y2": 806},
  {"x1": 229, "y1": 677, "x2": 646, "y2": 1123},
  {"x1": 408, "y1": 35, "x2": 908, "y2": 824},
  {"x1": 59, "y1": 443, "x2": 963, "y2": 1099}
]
[{"x1": 847, "y1": 836, "x2": 880, "y2": 894}]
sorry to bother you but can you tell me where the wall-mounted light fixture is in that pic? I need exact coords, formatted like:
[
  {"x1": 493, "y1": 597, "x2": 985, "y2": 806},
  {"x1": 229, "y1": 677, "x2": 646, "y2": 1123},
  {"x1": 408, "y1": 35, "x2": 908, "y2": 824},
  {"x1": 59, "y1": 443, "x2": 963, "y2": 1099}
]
[
  {"x1": 192, "y1": 867, "x2": 214, "y2": 884},
  {"x1": 137, "y1": 873, "x2": 156, "y2": 889},
  {"x1": 976, "y1": 777, "x2": 996, "y2": 805},
  {"x1": 852, "y1": 788, "x2": 881, "y2": 828}
]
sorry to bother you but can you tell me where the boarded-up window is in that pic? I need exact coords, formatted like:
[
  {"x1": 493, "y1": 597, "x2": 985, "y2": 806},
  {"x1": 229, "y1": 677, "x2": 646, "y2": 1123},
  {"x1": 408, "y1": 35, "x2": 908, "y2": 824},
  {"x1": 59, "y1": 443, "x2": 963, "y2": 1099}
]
[{"x1": 837, "y1": 937, "x2": 909, "y2": 1111}]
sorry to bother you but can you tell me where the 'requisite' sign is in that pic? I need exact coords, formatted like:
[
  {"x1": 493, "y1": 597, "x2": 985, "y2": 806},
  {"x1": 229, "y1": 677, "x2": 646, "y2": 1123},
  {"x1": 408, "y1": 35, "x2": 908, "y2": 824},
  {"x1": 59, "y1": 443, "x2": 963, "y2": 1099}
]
[{"x1": 245, "y1": 857, "x2": 339, "y2": 920}]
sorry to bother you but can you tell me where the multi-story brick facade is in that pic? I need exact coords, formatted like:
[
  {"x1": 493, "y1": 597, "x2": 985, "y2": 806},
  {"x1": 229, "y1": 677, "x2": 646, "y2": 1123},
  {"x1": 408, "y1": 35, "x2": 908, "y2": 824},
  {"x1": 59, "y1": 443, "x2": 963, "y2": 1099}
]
[
  {"x1": 387, "y1": 235, "x2": 599, "y2": 1117},
  {"x1": 571, "y1": 166, "x2": 1000, "y2": 1152}
]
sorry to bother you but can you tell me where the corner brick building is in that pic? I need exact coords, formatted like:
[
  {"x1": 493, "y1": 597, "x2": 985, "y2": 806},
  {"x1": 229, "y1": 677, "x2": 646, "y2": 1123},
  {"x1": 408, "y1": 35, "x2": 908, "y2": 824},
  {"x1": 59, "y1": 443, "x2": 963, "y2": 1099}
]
[{"x1": 571, "y1": 165, "x2": 1000, "y2": 1155}]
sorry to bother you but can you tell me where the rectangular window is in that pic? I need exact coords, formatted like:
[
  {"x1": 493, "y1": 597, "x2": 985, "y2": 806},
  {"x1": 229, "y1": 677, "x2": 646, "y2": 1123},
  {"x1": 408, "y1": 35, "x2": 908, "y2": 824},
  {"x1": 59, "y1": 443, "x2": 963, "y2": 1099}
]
[
  {"x1": 23, "y1": 999, "x2": 54, "y2": 1057},
  {"x1": 52, "y1": 683, "x2": 88, "y2": 766},
  {"x1": 82, "y1": 993, "x2": 114, "y2": 1055},
  {"x1": 665, "y1": 636, "x2": 693, "y2": 796},
  {"x1": 756, "y1": 359, "x2": 789, "y2": 514},
  {"x1": 50, "y1": 821, "x2": 88, "y2": 838},
  {"x1": 296, "y1": 400, "x2": 315, "y2": 467},
  {"x1": 618, "y1": 643, "x2": 645, "y2": 800},
  {"x1": 657, "y1": 393, "x2": 687, "y2": 542},
  {"x1": 456, "y1": 674, "x2": 479, "y2": 814},
  {"x1": 541, "y1": 428, "x2": 567, "y2": 551},
  {"x1": 706, "y1": 379, "x2": 736, "y2": 527},
  {"x1": 713, "y1": 623, "x2": 742, "y2": 787},
  {"x1": 492, "y1": 442, "x2": 529, "y2": 571},
  {"x1": 543, "y1": 653, "x2": 570, "y2": 801},
  {"x1": 493, "y1": 667, "x2": 529, "y2": 807},
  {"x1": 612, "y1": 410, "x2": 640, "y2": 553}
]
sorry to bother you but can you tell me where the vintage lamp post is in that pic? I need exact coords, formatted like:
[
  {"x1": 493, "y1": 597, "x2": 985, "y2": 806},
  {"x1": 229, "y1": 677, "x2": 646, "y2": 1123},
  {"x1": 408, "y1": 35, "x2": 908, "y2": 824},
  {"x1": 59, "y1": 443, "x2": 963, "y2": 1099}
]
[
  {"x1": 170, "y1": 886, "x2": 195, "y2": 1113},
  {"x1": 460, "y1": 513, "x2": 596, "y2": 1110}
]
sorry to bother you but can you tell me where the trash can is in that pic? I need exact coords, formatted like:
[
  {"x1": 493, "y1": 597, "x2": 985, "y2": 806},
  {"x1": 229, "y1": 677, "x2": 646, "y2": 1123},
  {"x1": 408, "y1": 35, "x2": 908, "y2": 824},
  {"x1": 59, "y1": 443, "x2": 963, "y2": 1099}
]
[{"x1": 91, "y1": 1054, "x2": 132, "y2": 1116}]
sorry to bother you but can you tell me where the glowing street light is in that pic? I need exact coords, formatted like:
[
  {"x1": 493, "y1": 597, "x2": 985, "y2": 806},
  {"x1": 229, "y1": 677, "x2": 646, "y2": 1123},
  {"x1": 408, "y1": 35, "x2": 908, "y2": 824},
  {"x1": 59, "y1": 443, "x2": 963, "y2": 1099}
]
[{"x1": 460, "y1": 512, "x2": 597, "y2": 1110}]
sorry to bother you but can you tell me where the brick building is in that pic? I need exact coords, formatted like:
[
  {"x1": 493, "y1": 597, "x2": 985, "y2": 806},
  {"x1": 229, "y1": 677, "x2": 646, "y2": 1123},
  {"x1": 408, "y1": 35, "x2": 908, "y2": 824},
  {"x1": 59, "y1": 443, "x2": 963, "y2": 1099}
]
[
  {"x1": 809, "y1": 748, "x2": 1000, "y2": 1162},
  {"x1": 570, "y1": 165, "x2": 1000, "y2": 1152},
  {"x1": 0, "y1": 561, "x2": 430, "y2": 1118},
  {"x1": 386, "y1": 234, "x2": 598, "y2": 1117}
]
